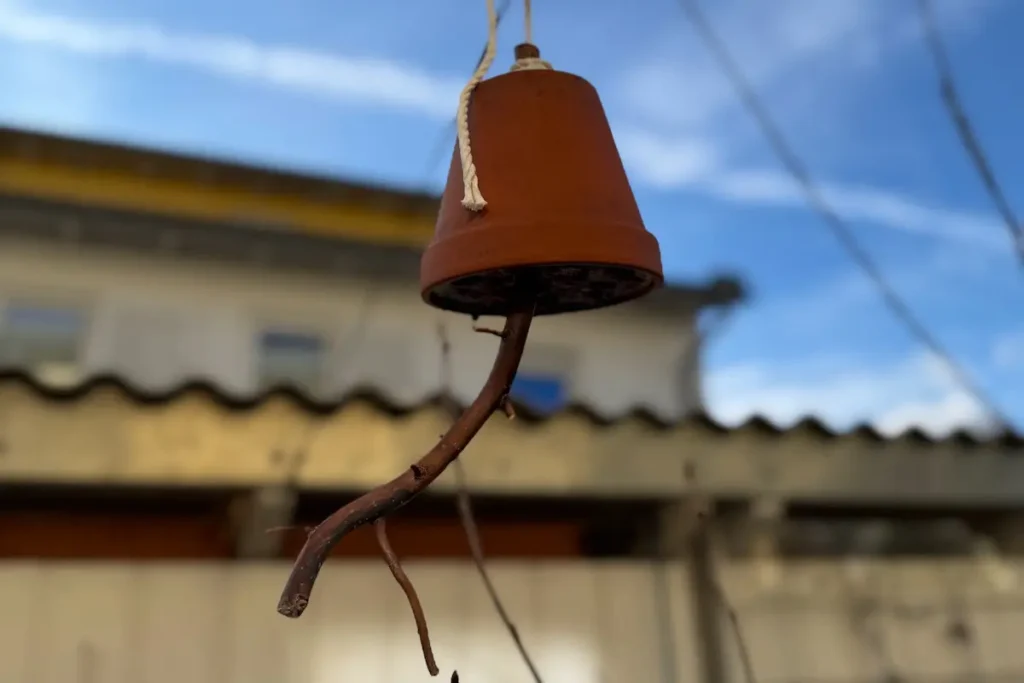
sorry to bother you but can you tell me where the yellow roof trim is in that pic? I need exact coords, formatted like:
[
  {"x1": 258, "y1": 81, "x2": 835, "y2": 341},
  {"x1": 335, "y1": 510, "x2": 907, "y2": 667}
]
[{"x1": 0, "y1": 128, "x2": 439, "y2": 248}]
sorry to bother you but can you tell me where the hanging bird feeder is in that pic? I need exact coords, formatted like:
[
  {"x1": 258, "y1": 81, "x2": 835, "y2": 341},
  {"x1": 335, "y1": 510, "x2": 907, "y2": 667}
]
[{"x1": 278, "y1": 2, "x2": 663, "y2": 676}]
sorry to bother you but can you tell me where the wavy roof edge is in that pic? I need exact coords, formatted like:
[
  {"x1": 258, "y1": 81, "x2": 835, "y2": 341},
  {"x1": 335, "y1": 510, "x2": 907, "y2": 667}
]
[{"x1": 1, "y1": 370, "x2": 1018, "y2": 447}]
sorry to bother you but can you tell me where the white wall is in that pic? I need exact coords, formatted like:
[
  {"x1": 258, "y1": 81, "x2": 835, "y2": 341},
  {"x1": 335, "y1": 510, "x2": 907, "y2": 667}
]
[
  {"x1": 3, "y1": 558, "x2": 1024, "y2": 683},
  {"x1": 719, "y1": 558, "x2": 1024, "y2": 682},
  {"x1": 0, "y1": 239, "x2": 701, "y2": 419},
  {"x1": 0, "y1": 561, "x2": 697, "y2": 683}
]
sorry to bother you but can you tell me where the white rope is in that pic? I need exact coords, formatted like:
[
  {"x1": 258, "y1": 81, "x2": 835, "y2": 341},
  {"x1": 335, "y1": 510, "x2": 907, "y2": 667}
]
[
  {"x1": 456, "y1": 0, "x2": 499, "y2": 211},
  {"x1": 524, "y1": 0, "x2": 533, "y2": 44},
  {"x1": 509, "y1": 54, "x2": 552, "y2": 72},
  {"x1": 456, "y1": 0, "x2": 552, "y2": 211}
]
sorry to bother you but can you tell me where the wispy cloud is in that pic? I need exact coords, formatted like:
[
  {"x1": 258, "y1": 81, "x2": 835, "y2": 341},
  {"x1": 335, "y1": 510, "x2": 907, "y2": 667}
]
[
  {"x1": 0, "y1": 4, "x2": 463, "y2": 118},
  {"x1": 617, "y1": 0, "x2": 991, "y2": 131},
  {"x1": 615, "y1": 129, "x2": 1009, "y2": 251},
  {"x1": 609, "y1": 0, "x2": 1006, "y2": 251},
  {"x1": 616, "y1": 0, "x2": 893, "y2": 131},
  {"x1": 612, "y1": 128, "x2": 721, "y2": 187},
  {"x1": 707, "y1": 169, "x2": 1009, "y2": 250},
  {"x1": 706, "y1": 350, "x2": 995, "y2": 436},
  {"x1": 0, "y1": 1, "x2": 1002, "y2": 256}
]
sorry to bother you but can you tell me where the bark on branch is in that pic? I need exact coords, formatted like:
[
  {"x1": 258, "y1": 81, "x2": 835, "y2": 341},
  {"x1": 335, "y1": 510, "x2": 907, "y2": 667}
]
[
  {"x1": 277, "y1": 306, "x2": 535, "y2": 618},
  {"x1": 375, "y1": 518, "x2": 439, "y2": 676}
]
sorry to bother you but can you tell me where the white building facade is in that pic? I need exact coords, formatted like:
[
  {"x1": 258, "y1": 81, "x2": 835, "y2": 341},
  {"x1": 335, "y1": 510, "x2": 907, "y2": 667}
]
[{"x1": 0, "y1": 195, "x2": 738, "y2": 420}]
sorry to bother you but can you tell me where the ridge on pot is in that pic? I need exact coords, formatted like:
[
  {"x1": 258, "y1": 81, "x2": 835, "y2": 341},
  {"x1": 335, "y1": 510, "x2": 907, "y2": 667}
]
[{"x1": 421, "y1": 47, "x2": 664, "y2": 318}]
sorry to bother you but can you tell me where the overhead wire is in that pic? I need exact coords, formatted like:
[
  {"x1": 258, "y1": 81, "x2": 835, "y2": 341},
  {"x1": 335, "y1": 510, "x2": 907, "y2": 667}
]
[
  {"x1": 675, "y1": 0, "x2": 1014, "y2": 432},
  {"x1": 423, "y1": 0, "x2": 512, "y2": 179},
  {"x1": 915, "y1": 0, "x2": 1024, "y2": 264}
]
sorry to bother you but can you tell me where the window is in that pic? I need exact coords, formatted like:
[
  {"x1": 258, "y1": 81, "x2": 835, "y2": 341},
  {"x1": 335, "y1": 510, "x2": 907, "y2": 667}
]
[
  {"x1": 509, "y1": 344, "x2": 573, "y2": 414},
  {"x1": 256, "y1": 328, "x2": 326, "y2": 392},
  {"x1": 510, "y1": 372, "x2": 567, "y2": 413},
  {"x1": 0, "y1": 302, "x2": 87, "y2": 385}
]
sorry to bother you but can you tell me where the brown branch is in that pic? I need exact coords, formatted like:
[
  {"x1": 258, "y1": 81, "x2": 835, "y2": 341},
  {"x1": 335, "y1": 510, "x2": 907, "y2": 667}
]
[
  {"x1": 472, "y1": 325, "x2": 506, "y2": 338},
  {"x1": 375, "y1": 518, "x2": 439, "y2": 676},
  {"x1": 500, "y1": 395, "x2": 516, "y2": 419},
  {"x1": 277, "y1": 305, "x2": 535, "y2": 618},
  {"x1": 435, "y1": 322, "x2": 543, "y2": 683}
]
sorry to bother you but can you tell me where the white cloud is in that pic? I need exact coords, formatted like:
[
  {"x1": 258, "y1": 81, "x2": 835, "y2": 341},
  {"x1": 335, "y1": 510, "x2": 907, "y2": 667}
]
[
  {"x1": 618, "y1": 0, "x2": 892, "y2": 130},
  {"x1": 706, "y1": 169, "x2": 1009, "y2": 250},
  {"x1": 0, "y1": 0, "x2": 1006, "y2": 256},
  {"x1": 614, "y1": 128, "x2": 721, "y2": 187},
  {"x1": 873, "y1": 392, "x2": 992, "y2": 437},
  {"x1": 610, "y1": 0, "x2": 1007, "y2": 252},
  {"x1": 0, "y1": 4, "x2": 464, "y2": 118},
  {"x1": 706, "y1": 350, "x2": 996, "y2": 437},
  {"x1": 617, "y1": 0, "x2": 991, "y2": 135},
  {"x1": 614, "y1": 136, "x2": 1010, "y2": 251}
]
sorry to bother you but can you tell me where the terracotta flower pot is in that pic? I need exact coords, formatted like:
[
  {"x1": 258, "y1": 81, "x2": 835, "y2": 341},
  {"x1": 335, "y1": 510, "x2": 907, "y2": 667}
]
[{"x1": 421, "y1": 60, "x2": 663, "y2": 317}]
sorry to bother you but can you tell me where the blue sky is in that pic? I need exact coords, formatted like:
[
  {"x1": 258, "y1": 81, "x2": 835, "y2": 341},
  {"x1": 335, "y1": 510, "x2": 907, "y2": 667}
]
[{"x1": 0, "y1": 0, "x2": 1021, "y2": 435}]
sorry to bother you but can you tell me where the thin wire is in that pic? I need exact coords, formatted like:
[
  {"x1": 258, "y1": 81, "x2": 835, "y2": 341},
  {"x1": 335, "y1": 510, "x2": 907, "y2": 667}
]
[
  {"x1": 423, "y1": 0, "x2": 512, "y2": 179},
  {"x1": 916, "y1": 0, "x2": 1024, "y2": 264},
  {"x1": 452, "y1": 462, "x2": 545, "y2": 683},
  {"x1": 677, "y1": 0, "x2": 1014, "y2": 432}
]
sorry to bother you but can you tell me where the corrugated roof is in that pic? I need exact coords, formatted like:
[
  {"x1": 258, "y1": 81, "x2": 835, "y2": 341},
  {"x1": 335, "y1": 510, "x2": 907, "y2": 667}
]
[{"x1": 2, "y1": 370, "x2": 1018, "y2": 448}]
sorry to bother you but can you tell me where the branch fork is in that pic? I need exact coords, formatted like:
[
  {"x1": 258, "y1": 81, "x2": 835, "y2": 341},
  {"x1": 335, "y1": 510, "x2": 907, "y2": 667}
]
[{"x1": 276, "y1": 305, "x2": 536, "y2": 675}]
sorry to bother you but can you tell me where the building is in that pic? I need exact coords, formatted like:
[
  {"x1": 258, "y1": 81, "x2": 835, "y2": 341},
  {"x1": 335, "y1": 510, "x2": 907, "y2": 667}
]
[
  {"x1": 0, "y1": 126, "x2": 741, "y2": 418},
  {"x1": 2, "y1": 126, "x2": 1024, "y2": 683}
]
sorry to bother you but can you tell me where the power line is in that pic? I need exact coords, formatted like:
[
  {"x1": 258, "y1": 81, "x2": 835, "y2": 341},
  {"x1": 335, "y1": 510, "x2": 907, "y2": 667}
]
[
  {"x1": 676, "y1": 0, "x2": 1013, "y2": 431},
  {"x1": 915, "y1": 0, "x2": 1024, "y2": 264}
]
